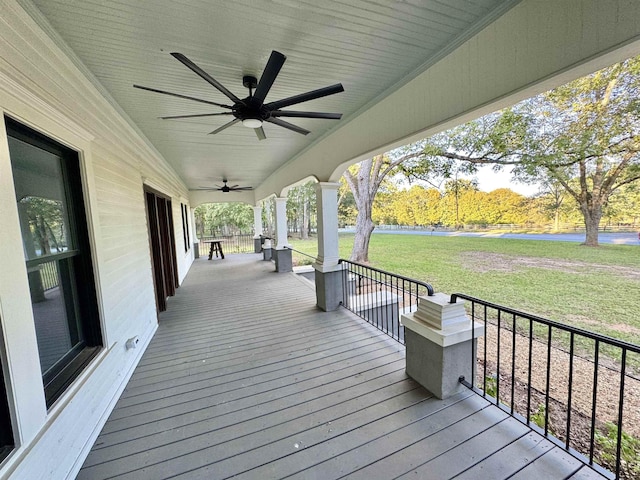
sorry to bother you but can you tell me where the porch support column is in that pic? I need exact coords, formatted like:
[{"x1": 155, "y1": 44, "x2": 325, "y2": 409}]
[
  {"x1": 190, "y1": 207, "x2": 200, "y2": 258},
  {"x1": 253, "y1": 205, "x2": 263, "y2": 253},
  {"x1": 313, "y1": 182, "x2": 342, "y2": 311},
  {"x1": 273, "y1": 197, "x2": 292, "y2": 272},
  {"x1": 402, "y1": 294, "x2": 484, "y2": 399}
]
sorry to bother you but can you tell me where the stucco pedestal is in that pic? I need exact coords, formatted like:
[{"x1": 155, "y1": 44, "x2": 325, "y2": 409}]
[
  {"x1": 314, "y1": 263, "x2": 343, "y2": 311},
  {"x1": 274, "y1": 248, "x2": 292, "y2": 272},
  {"x1": 402, "y1": 293, "x2": 484, "y2": 399}
]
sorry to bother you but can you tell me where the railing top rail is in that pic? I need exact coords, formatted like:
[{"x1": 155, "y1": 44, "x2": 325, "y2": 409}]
[
  {"x1": 340, "y1": 258, "x2": 435, "y2": 296},
  {"x1": 451, "y1": 292, "x2": 640, "y2": 353},
  {"x1": 284, "y1": 246, "x2": 317, "y2": 261}
]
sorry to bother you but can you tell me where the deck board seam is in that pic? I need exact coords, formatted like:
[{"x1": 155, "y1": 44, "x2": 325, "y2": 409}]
[
  {"x1": 96, "y1": 363, "x2": 408, "y2": 436},
  {"x1": 123, "y1": 332, "x2": 401, "y2": 391},
  {"x1": 87, "y1": 377, "x2": 421, "y2": 459},
  {"x1": 108, "y1": 348, "x2": 407, "y2": 419},
  {"x1": 85, "y1": 384, "x2": 426, "y2": 473},
  {"x1": 134, "y1": 323, "x2": 387, "y2": 371}
]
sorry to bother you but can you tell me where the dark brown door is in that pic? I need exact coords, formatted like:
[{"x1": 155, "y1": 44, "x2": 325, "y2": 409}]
[{"x1": 145, "y1": 188, "x2": 179, "y2": 313}]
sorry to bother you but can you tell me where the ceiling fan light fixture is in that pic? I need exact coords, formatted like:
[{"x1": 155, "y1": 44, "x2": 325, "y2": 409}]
[{"x1": 241, "y1": 118, "x2": 263, "y2": 129}]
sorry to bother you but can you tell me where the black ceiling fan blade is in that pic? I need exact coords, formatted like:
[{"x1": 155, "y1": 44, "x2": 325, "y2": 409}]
[
  {"x1": 133, "y1": 84, "x2": 233, "y2": 108},
  {"x1": 253, "y1": 51, "x2": 286, "y2": 105},
  {"x1": 171, "y1": 52, "x2": 244, "y2": 104},
  {"x1": 265, "y1": 117, "x2": 310, "y2": 135},
  {"x1": 209, "y1": 118, "x2": 240, "y2": 135},
  {"x1": 160, "y1": 112, "x2": 233, "y2": 120},
  {"x1": 270, "y1": 110, "x2": 342, "y2": 119},
  {"x1": 255, "y1": 126, "x2": 266, "y2": 140},
  {"x1": 265, "y1": 83, "x2": 344, "y2": 110}
]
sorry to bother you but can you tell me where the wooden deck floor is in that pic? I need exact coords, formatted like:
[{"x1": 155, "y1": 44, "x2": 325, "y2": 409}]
[{"x1": 79, "y1": 254, "x2": 608, "y2": 480}]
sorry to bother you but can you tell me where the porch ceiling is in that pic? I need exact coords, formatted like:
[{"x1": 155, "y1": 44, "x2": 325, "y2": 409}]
[
  {"x1": 20, "y1": 1, "x2": 640, "y2": 204},
  {"x1": 23, "y1": 0, "x2": 514, "y2": 201}
]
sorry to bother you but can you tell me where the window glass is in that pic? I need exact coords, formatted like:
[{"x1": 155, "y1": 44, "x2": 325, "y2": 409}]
[{"x1": 6, "y1": 118, "x2": 102, "y2": 407}]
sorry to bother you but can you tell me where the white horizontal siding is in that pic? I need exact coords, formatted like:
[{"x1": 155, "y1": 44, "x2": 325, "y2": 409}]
[{"x1": 0, "y1": 1, "x2": 192, "y2": 479}]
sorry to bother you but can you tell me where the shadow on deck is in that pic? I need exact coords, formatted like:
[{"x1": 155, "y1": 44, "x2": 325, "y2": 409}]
[{"x1": 79, "y1": 254, "x2": 608, "y2": 479}]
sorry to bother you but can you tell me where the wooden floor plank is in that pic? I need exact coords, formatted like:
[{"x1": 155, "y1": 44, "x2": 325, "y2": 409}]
[
  {"x1": 280, "y1": 392, "x2": 485, "y2": 480},
  {"x1": 566, "y1": 465, "x2": 611, "y2": 479},
  {"x1": 396, "y1": 417, "x2": 530, "y2": 479},
  {"x1": 94, "y1": 382, "x2": 428, "y2": 479},
  {"x1": 79, "y1": 255, "x2": 611, "y2": 480},
  {"x1": 110, "y1": 336, "x2": 398, "y2": 419},
  {"x1": 508, "y1": 446, "x2": 585, "y2": 479},
  {"x1": 336, "y1": 403, "x2": 510, "y2": 480},
  {"x1": 85, "y1": 379, "x2": 424, "y2": 474},
  {"x1": 94, "y1": 359, "x2": 406, "y2": 446},
  {"x1": 453, "y1": 431, "x2": 554, "y2": 480}
]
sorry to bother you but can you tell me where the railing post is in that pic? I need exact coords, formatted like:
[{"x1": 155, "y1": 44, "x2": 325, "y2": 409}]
[{"x1": 402, "y1": 293, "x2": 484, "y2": 399}]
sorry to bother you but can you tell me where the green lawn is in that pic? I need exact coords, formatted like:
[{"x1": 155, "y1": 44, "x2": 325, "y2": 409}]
[{"x1": 289, "y1": 233, "x2": 640, "y2": 346}]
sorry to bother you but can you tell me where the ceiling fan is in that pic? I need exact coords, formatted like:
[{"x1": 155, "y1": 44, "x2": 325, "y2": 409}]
[
  {"x1": 191, "y1": 179, "x2": 253, "y2": 193},
  {"x1": 134, "y1": 51, "x2": 344, "y2": 140}
]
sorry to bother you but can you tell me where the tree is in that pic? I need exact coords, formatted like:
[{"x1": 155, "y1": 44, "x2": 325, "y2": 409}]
[
  {"x1": 287, "y1": 181, "x2": 316, "y2": 239},
  {"x1": 442, "y1": 178, "x2": 478, "y2": 228},
  {"x1": 193, "y1": 202, "x2": 253, "y2": 236},
  {"x1": 20, "y1": 196, "x2": 66, "y2": 255},
  {"x1": 343, "y1": 151, "x2": 424, "y2": 263},
  {"x1": 419, "y1": 55, "x2": 640, "y2": 246},
  {"x1": 484, "y1": 188, "x2": 528, "y2": 225}
]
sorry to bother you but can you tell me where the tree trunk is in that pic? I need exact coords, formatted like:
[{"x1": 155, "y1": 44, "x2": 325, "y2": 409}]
[
  {"x1": 580, "y1": 202, "x2": 602, "y2": 247},
  {"x1": 351, "y1": 209, "x2": 375, "y2": 263},
  {"x1": 301, "y1": 201, "x2": 309, "y2": 239},
  {"x1": 344, "y1": 154, "x2": 415, "y2": 262}
]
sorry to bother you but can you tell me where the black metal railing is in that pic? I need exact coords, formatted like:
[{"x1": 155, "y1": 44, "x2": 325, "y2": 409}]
[
  {"x1": 452, "y1": 293, "x2": 640, "y2": 480},
  {"x1": 284, "y1": 246, "x2": 316, "y2": 263},
  {"x1": 339, "y1": 259, "x2": 434, "y2": 344},
  {"x1": 199, "y1": 234, "x2": 255, "y2": 254}
]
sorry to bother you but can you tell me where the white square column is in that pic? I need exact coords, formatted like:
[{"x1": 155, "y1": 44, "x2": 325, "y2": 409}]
[
  {"x1": 274, "y1": 197, "x2": 289, "y2": 249},
  {"x1": 252, "y1": 205, "x2": 263, "y2": 253},
  {"x1": 313, "y1": 182, "x2": 343, "y2": 311},
  {"x1": 190, "y1": 207, "x2": 200, "y2": 258},
  {"x1": 313, "y1": 182, "x2": 341, "y2": 272},
  {"x1": 273, "y1": 197, "x2": 292, "y2": 272}
]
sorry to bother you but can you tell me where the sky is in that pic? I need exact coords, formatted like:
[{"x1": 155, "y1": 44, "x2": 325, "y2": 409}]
[
  {"x1": 399, "y1": 165, "x2": 541, "y2": 197},
  {"x1": 472, "y1": 165, "x2": 540, "y2": 196}
]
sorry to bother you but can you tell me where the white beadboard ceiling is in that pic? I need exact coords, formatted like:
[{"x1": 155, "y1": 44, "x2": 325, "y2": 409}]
[{"x1": 26, "y1": 0, "x2": 515, "y2": 197}]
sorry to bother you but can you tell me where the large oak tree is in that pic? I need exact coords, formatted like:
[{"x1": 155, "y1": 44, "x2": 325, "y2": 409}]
[{"x1": 419, "y1": 56, "x2": 640, "y2": 246}]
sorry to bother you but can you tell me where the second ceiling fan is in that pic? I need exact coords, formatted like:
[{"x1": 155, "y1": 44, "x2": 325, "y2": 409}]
[{"x1": 134, "y1": 51, "x2": 344, "y2": 140}]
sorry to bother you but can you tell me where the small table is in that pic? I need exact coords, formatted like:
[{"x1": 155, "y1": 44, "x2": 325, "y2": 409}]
[{"x1": 206, "y1": 239, "x2": 225, "y2": 260}]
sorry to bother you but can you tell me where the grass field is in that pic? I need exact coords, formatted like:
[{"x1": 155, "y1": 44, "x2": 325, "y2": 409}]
[{"x1": 289, "y1": 233, "x2": 640, "y2": 346}]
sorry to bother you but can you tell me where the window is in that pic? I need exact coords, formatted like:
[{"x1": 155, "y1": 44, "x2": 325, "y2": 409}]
[
  {"x1": 181, "y1": 203, "x2": 190, "y2": 253},
  {"x1": 6, "y1": 117, "x2": 102, "y2": 408}
]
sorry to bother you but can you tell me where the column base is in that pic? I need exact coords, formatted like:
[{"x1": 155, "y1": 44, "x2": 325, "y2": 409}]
[
  {"x1": 254, "y1": 237, "x2": 262, "y2": 254},
  {"x1": 403, "y1": 312, "x2": 483, "y2": 399},
  {"x1": 274, "y1": 248, "x2": 292, "y2": 272},
  {"x1": 314, "y1": 266, "x2": 343, "y2": 311}
]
